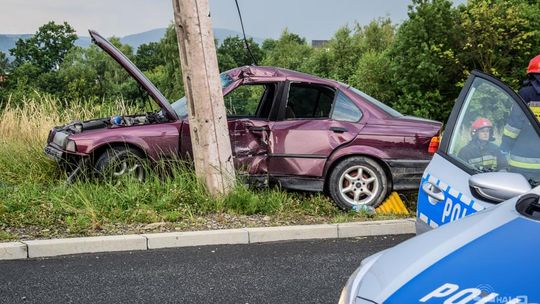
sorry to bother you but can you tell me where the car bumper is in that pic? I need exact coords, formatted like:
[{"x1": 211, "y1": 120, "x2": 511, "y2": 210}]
[
  {"x1": 386, "y1": 159, "x2": 431, "y2": 190},
  {"x1": 44, "y1": 143, "x2": 88, "y2": 163},
  {"x1": 44, "y1": 143, "x2": 65, "y2": 162}
]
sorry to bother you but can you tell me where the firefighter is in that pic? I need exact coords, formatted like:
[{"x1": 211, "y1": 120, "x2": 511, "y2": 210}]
[
  {"x1": 500, "y1": 54, "x2": 540, "y2": 180},
  {"x1": 458, "y1": 118, "x2": 506, "y2": 172}
]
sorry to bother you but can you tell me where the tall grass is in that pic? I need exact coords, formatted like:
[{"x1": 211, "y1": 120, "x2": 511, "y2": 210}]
[{"x1": 0, "y1": 95, "x2": 375, "y2": 240}]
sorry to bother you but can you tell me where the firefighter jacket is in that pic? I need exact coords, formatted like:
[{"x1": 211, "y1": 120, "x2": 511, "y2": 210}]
[
  {"x1": 458, "y1": 138, "x2": 507, "y2": 172},
  {"x1": 500, "y1": 75, "x2": 540, "y2": 172}
]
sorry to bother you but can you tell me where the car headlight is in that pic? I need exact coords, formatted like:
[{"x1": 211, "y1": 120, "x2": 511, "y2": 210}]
[
  {"x1": 338, "y1": 251, "x2": 385, "y2": 304},
  {"x1": 52, "y1": 131, "x2": 69, "y2": 147},
  {"x1": 65, "y1": 140, "x2": 77, "y2": 152}
]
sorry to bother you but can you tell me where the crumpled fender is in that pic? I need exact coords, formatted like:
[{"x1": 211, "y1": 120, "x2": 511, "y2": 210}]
[{"x1": 81, "y1": 135, "x2": 151, "y2": 157}]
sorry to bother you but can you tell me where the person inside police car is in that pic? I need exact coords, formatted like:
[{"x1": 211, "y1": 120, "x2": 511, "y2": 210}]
[
  {"x1": 500, "y1": 54, "x2": 540, "y2": 180},
  {"x1": 458, "y1": 117, "x2": 507, "y2": 172}
]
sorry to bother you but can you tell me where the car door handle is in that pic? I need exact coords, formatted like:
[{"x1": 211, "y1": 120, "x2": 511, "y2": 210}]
[
  {"x1": 329, "y1": 127, "x2": 348, "y2": 133},
  {"x1": 422, "y1": 182, "x2": 445, "y2": 202}
]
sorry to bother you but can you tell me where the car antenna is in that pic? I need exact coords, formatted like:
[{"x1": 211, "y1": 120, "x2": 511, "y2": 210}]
[{"x1": 234, "y1": 0, "x2": 258, "y2": 66}]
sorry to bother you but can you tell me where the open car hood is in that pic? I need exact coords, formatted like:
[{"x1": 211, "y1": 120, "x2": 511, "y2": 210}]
[{"x1": 89, "y1": 30, "x2": 178, "y2": 121}]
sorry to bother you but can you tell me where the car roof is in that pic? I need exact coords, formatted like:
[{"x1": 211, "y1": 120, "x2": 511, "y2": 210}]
[{"x1": 226, "y1": 65, "x2": 338, "y2": 86}]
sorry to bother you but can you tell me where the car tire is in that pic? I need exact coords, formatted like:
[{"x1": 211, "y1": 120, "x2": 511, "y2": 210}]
[
  {"x1": 328, "y1": 156, "x2": 389, "y2": 210},
  {"x1": 94, "y1": 146, "x2": 147, "y2": 182}
]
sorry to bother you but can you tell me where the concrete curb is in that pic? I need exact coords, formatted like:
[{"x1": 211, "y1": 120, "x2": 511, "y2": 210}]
[
  {"x1": 23, "y1": 235, "x2": 148, "y2": 258},
  {"x1": 247, "y1": 224, "x2": 338, "y2": 243},
  {"x1": 0, "y1": 242, "x2": 28, "y2": 260},
  {"x1": 0, "y1": 219, "x2": 415, "y2": 260}
]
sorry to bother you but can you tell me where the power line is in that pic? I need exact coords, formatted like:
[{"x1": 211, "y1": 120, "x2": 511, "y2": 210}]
[{"x1": 234, "y1": 0, "x2": 258, "y2": 66}]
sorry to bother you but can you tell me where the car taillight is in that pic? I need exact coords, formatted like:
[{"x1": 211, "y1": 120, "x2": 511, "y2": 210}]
[{"x1": 428, "y1": 136, "x2": 440, "y2": 154}]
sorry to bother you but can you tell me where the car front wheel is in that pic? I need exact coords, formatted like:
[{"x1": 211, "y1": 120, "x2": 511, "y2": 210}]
[
  {"x1": 328, "y1": 156, "x2": 388, "y2": 210},
  {"x1": 94, "y1": 147, "x2": 147, "y2": 182}
]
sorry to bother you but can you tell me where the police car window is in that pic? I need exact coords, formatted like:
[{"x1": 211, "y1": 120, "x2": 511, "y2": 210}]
[{"x1": 447, "y1": 77, "x2": 540, "y2": 183}]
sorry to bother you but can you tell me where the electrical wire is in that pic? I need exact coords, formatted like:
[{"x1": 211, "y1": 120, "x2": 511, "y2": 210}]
[{"x1": 234, "y1": 0, "x2": 258, "y2": 66}]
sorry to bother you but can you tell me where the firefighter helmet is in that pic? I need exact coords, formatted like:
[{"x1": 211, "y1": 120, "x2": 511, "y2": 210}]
[
  {"x1": 471, "y1": 117, "x2": 494, "y2": 140},
  {"x1": 527, "y1": 55, "x2": 540, "y2": 74}
]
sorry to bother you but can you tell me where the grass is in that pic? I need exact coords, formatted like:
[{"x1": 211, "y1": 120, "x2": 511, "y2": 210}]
[{"x1": 0, "y1": 94, "x2": 410, "y2": 241}]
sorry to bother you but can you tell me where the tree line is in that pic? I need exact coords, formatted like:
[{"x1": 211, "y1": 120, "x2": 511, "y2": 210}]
[{"x1": 1, "y1": 0, "x2": 539, "y2": 122}]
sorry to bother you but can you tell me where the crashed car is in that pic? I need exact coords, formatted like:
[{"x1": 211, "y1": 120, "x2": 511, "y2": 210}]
[
  {"x1": 45, "y1": 30, "x2": 442, "y2": 209},
  {"x1": 339, "y1": 182, "x2": 540, "y2": 304}
]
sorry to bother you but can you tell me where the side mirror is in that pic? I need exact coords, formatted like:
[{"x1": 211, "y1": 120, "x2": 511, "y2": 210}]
[{"x1": 469, "y1": 172, "x2": 531, "y2": 203}]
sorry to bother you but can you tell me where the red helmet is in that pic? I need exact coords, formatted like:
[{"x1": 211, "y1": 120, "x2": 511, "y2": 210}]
[
  {"x1": 528, "y1": 55, "x2": 540, "y2": 74},
  {"x1": 471, "y1": 117, "x2": 493, "y2": 137}
]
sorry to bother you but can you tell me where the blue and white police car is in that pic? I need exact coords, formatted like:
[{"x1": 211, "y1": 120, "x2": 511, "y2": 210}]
[
  {"x1": 417, "y1": 71, "x2": 540, "y2": 232},
  {"x1": 339, "y1": 188, "x2": 540, "y2": 304},
  {"x1": 339, "y1": 71, "x2": 540, "y2": 303}
]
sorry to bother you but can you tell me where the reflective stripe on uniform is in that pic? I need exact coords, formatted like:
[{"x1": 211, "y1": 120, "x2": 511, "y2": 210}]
[
  {"x1": 508, "y1": 154, "x2": 540, "y2": 169},
  {"x1": 467, "y1": 155, "x2": 497, "y2": 168},
  {"x1": 503, "y1": 124, "x2": 521, "y2": 139}
]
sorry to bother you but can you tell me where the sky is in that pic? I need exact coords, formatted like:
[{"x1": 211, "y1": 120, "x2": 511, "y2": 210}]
[{"x1": 0, "y1": 0, "x2": 466, "y2": 40}]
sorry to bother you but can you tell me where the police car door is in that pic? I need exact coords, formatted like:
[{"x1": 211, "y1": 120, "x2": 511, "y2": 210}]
[{"x1": 417, "y1": 70, "x2": 540, "y2": 230}]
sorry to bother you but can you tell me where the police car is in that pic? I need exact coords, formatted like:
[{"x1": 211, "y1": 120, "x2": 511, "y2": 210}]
[
  {"x1": 417, "y1": 70, "x2": 540, "y2": 233},
  {"x1": 338, "y1": 188, "x2": 540, "y2": 304}
]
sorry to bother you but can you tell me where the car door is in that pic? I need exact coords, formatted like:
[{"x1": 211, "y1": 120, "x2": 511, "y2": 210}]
[
  {"x1": 180, "y1": 82, "x2": 277, "y2": 174},
  {"x1": 268, "y1": 82, "x2": 363, "y2": 178},
  {"x1": 417, "y1": 70, "x2": 540, "y2": 230}
]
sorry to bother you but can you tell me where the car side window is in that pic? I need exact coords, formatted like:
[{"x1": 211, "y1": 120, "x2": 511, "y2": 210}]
[
  {"x1": 285, "y1": 83, "x2": 334, "y2": 119},
  {"x1": 331, "y1": 91, "x2": 362, "y2": 122},
  {"x1": 224, "y1": 84, "x2": 274, "y2": 118},
  {"x1": 446, "y1": 77, "x2": 540, "y2": 183}
]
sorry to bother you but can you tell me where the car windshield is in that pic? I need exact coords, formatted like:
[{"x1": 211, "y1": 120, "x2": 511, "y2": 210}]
[
  {"x1": 163, "y1": 72, "x2": 234, "y2": 118},
  {"x1": 342, "y1": 83, "x2": 403, "y2": 117}
]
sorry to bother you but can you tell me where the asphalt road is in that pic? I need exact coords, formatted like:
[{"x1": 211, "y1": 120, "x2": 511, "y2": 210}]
[{"x1": 0, "y1": 235, "x2": 412, "y2": 304}]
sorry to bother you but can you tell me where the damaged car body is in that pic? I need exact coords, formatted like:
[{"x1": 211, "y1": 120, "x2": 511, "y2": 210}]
[{"x1": 45, "y1": 30, "x2": 442, "y2": 209}]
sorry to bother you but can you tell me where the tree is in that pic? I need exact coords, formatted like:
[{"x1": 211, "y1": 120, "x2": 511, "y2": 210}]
[
  {"x1": 135, "y1": 42, "x2": 164, "y2": 72},
  {"x1": 56, "y1": 46, "x2": 101, "y2": 101},
  {"x1": 261, "y1": 29, "x2": 313, "y2": 72},
  {"x1": 323, "y1": 27, "x2": 360, "y2": 82},
  {"x1": 349, "y1": 50, "x2": 396, "y2": 104},
  {"x1": 460, "y1": 0, "x2": 540, "y2": 88},
  {"x1": 346, "y1": 19, "x2": 396, "y2": 104},
  {"x1": 154, "y1": 25, "x2": 184, "y2": 101},
  {"x1": 356, "y1": 18, "x2": 395, "y2": 54},
  {"x1": 10, "y1": 21, "x2": 77, "y2": 72},
  {"x1": 388, "y1": 0, "x2": 464, "y2": 121},
  {"x1": 302, "y1": 18, "x2": 395, "y2": 85},
  {"x1": 0, "y1": 51, "x2": 9, "y2": 76},
  {"x1": 261, "y1": 39, "x2": 277, "y2": 53},
  {"x1": 217, "y1": 36, "x2": 263, "y2": 71}
]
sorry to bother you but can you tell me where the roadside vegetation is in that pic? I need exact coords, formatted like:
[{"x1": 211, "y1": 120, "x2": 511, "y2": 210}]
[
  {"x1": 1, "y1": 0, "x2": 539, "y2": 240},
  {"x1": 0, "y1": 97, "x2": 404, "y2": 241}
]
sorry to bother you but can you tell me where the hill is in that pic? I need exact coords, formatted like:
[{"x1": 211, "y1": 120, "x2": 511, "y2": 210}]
[{"x1": 0, "y1": 28, "x2": 264, "y2": 56}]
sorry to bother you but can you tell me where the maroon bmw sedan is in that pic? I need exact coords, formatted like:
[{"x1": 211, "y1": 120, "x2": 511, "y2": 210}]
[{"x1": 45, "y1": 31, "x2": 442, "y2": 209}]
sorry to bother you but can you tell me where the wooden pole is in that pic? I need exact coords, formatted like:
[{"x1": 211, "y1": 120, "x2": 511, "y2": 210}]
[{"x1": 171, "y1": 0, "x2": 235, "y2": 196}]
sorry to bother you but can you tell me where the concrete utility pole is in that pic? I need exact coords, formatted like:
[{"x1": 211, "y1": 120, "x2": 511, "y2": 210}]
[{"x1": 172, "y1": 0, "x2": 236, "y2": 196}]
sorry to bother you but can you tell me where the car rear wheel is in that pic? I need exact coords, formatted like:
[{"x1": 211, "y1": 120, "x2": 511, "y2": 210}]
[
  {"x1": 94, "y1": 147, "x2": 147, "y2": 182},
  {"x1": 328, "y1": 156, "x2": 388, "y2": 210}
]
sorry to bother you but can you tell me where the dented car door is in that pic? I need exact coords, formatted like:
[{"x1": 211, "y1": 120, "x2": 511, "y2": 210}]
[{"x1": 268, "y1": 82, "x2": 363, "y2": 177}]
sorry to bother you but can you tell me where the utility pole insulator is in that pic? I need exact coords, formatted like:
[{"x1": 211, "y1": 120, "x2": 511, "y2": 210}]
[{"x1": 172, "y1": 0, "x2": 236, "y2": 196}]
